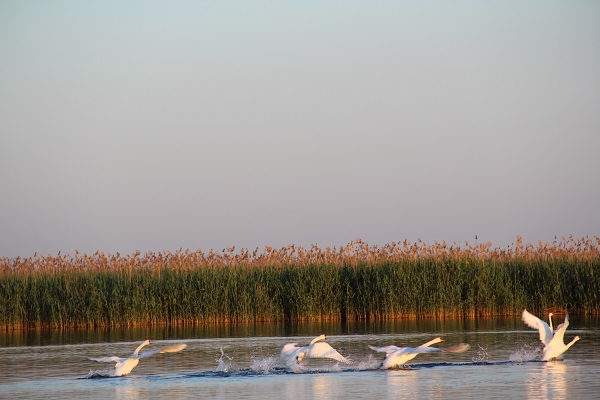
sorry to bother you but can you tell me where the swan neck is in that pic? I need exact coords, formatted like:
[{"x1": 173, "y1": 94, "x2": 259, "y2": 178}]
[
  {"x1": 133, "y1": 342, "x2": 149, "y2": 355},
  {"x1": 310, "y1": 335, "x2": 326, "y2": 345},
  {"x1": 422, "y1": 338, "x2": 442, "y2": 347}
]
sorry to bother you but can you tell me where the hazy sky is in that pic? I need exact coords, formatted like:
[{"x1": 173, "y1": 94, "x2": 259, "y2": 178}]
[{"x1": 1, "y1": 1, "x2": 599, "y2": 258}]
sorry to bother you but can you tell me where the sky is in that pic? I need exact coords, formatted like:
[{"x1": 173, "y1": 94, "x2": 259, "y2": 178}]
[{"x1": 1, "y1": 1, "x2": 599, "y2": 258}]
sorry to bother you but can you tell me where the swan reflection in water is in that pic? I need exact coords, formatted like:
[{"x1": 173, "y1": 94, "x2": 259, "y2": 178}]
[
  {"x1": 526, "y1": 360, "x2": 568, "y2": 399},
  {"x1": 113, "y1": 381, "x2": 142, "y2": 400}
]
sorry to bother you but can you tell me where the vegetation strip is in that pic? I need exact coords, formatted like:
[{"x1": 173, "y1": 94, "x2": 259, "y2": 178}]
[{"x1": 1, "y1": 236, "x2": 599, "y2": 329}]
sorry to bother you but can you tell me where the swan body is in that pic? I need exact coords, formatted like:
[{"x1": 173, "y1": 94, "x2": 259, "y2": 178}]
[
  {"x1": 370, "y1": 337, "x2": 444, "y2": 369},
  {"x1": 522, "y1": 309, "x2": 579, "y2": 361},
  {"x1": 88, "y1": 340, "x2": 187, "y2": 376},
  {"x1": 279, "y1": 334, "x2": 350, "y2": 364},
  {"x1": 540, "y1": 314, "x2": 580, "y2": 361}
]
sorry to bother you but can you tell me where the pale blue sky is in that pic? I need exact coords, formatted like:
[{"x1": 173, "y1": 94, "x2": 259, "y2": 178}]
[{"x1": 1, "y1": 1, "x2": 599, "y2": 257}]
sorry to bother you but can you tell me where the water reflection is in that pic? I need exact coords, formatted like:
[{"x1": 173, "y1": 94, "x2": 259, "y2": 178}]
[
  {"x1": 311, "y1": 374, "x2": 338, "y2": 398},
  {"x1": 113, "y1": 380, "x2": 142, "y2": 400},
  {"x1": 526, "y1": 361, "x2": 568, "y2": 400},
  {"x1": 3, "y1": 315, "x2": 596, "y2": 348},
  {"x1": 386, "y1": 369, "x2": 418, "y2": 397}
]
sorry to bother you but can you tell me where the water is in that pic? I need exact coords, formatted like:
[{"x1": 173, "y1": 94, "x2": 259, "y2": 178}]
[{"x1": 1, "y1": 317, "x2": 599, "y2": 399}]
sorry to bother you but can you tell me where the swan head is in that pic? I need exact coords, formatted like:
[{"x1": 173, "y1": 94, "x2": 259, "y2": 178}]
[
  {"x1": 548, "y1": 312, "x2": 554, "y2": 317},
  {"x1": 421, "y1": 337, "x2": 444, "y2": 347},
  {"x1": 296, "y1": 350, "x2": 307, "y2": 363},
  {"x1": 310, "y1": 334, "x2": 327, "y2": 345},
  {"x1": 133, "y1": 340, "x2": 152, "y2": 356},
  {"x1": 573, "y1": 336, "x2": 581, "y2": 342}
]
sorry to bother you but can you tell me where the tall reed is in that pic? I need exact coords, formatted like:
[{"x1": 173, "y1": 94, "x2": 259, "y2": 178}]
[{"x1": 1, "y1": 236, "x2": 599, "y2": 329}]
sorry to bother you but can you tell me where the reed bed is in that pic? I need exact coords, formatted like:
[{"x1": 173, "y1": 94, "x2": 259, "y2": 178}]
[{"x1": 1, "y1": 236, "x2": 599, "y2": 330}]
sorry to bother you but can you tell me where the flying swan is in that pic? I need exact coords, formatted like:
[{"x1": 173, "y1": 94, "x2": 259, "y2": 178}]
[
  {"x1": 369, "y1": 337, "x2": 470, "y2": 369},
  {"x1": 87, "y1": 339, "x2": 187, "y2": 376},
  {"x1": 279, "y1": 334, "x2": 351, "y2": 364},
  {"x1": 522, "y1": 309, "x2": 580, "y2": 361}
]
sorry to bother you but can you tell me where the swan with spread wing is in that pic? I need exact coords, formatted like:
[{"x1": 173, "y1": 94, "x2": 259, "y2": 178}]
[
  {"x1": 522, "y1": 309, "x2": 580, "y2": 361},
  {"x1": 87, "y1": 339, "x2": 187, "y2": 376},
  {"x1": 280, "y1": 334, "x2": 351, "y2": 364},
  {"x1": 369, "y1": 337, "x2": 470, "y2": 369}
]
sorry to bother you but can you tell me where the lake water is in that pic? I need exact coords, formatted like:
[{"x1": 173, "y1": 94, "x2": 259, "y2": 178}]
[{"x1": 1, "y1": 316, "x2": 598, "y2": 399}]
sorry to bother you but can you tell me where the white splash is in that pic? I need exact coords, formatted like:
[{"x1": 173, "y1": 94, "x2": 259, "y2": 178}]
[
  {"x1": 250, "y1": 356, "x2": 278, "y2": 373},
  {"x1": 215, "y1": 347, "x2": 234, "y2": 372},
  {"x1": 472, "y1": 344, "x2": 491, "y2": 362},
  {"x1": 356, "y1": 354, "x2": 384, "y2": 370},
  {"x1": 85, "y1": 368, "x2": 116, "y2": 378},
  {"x1": 509, "y1": 344, "x2": 542, "y2": 363}
]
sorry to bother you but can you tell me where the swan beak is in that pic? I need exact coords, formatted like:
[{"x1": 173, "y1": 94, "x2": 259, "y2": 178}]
[{"x1": 440, "y1": 339, "x2": 444, "y2": 342}]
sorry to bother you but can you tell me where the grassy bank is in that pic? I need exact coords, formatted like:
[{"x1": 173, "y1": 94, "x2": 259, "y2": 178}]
[{"x1": 1, "y1": 236, "x2": 599, "y2": 329}]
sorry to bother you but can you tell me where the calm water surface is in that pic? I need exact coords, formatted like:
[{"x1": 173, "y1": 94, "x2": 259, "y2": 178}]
[{"x1": 1, "y1": 317, "x2": 598, "y2": 399}]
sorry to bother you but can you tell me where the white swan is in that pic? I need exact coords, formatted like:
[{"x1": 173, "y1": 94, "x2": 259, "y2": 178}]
[
  {"x1": 88, "y1": 340, "x2": 187, "y2": 376},
  {"x1": 522, "y1": 309, "x2": 580, "y2": 361},
  {"x1": 279, "y1": 334, "x2": 350, "y2": 364},
  {"x1": 369, "y1": 337, "x2": 470, "y2": 369}
]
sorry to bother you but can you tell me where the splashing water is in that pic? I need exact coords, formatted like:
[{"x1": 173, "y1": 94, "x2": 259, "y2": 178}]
[
  {"x1": 509, "y1": 344, "x2": 542, "y2": 363},
  {"x1": 329, "y1": 363, "x2": 343, "y2": 372},
  {"x1": 472, "y1": 344, "x2": 491, "y2": 362},
  {"x1": 356, "y1": 354, "x2": 383, "y2": 370},
  {"x1": 215, "y1": 347, "x2": 234, "y2": 372},
  {"x1": 250, "y1": 356, "x2": 278, "y2": 373},
  {"x1": 288, "y1": 360, "x2": 307, "y2": 373},
  {"x1": 84, "y1": 368, "x2": 116, "y2": 378}
]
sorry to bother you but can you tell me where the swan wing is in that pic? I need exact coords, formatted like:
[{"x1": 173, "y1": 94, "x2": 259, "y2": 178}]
[
  {"x1": 444, "y1": 343, "x2": 471, "y2": 353},
  {"x1": 522, "y1": 309, "x2": 553, "y2": 345},
  {"x1": 307, "y1": 342, "x2": 350, "y2": 363},
  {"x1": 546, "y1": 315, "x2": 569, "y2": 348},
  {"x1": 88, "y1": 356, "x2": 127, "y2": 363},
  {"x1": 381, "y1": 348, "x2": 423, "y2": 368},
  {"x1": 138, "y1": 343, "x2": 187, "y2": 359},
  {"x1": 411, "y1": 346, "x2": 442, "y2": 354},
  {"x1": 368, "y1": 345, "x2": 404, "y2": 356},
  {"x1": 280, "y1": 343, "x2": 299, "y2": 359}
]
